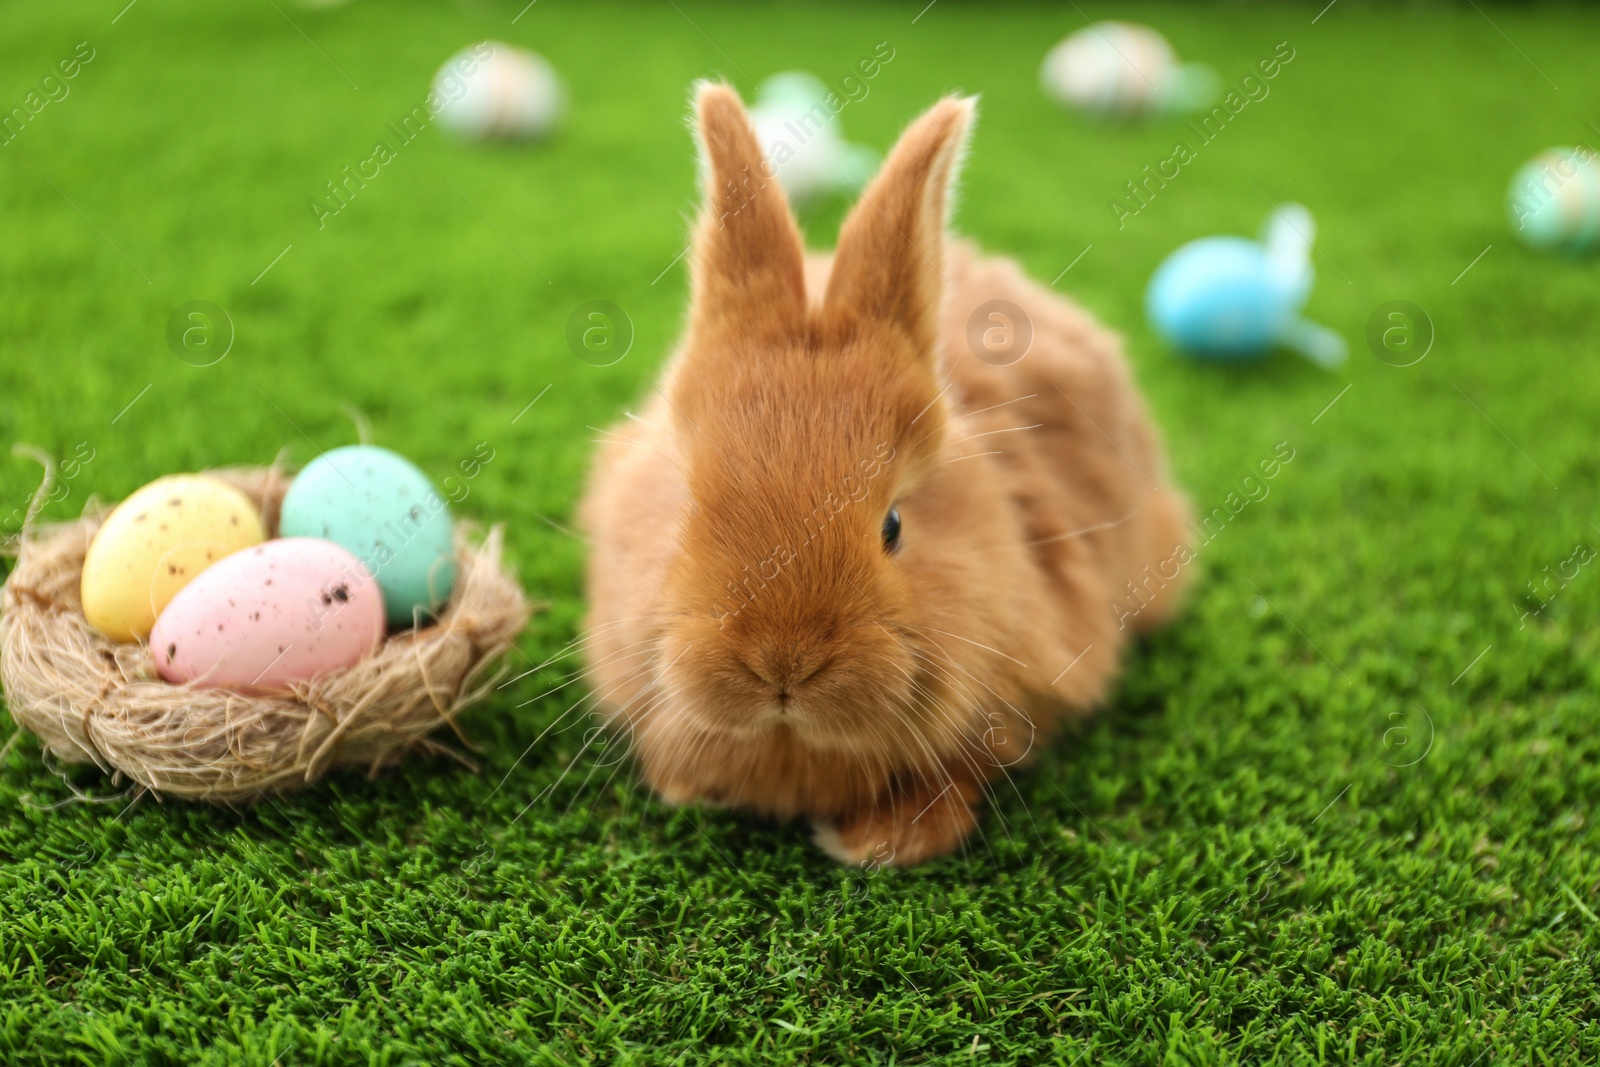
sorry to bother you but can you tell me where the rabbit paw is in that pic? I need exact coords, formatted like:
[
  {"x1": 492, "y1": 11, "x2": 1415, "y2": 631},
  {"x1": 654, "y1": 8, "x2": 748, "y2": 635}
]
[
  {"x1": 812, "y1": 782, "x2": 978, "y2": 868},
  {"x1": 654, "y1": 779, "x2": 731, "y2": 809}
]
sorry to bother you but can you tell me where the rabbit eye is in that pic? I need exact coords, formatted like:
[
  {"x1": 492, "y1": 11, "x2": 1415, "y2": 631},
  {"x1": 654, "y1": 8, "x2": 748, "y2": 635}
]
[{"x1": 881, "y1": 505, "x2": 902, "y2": 554}]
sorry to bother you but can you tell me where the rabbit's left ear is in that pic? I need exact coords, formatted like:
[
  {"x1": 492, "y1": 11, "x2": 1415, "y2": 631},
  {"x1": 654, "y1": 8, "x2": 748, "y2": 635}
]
[
  {"x1": 824, "y1": 96, "x2": 975, "y2": 363},
  {"x1": 688, "y1": 82, "x2": 807, "y2": 346}
]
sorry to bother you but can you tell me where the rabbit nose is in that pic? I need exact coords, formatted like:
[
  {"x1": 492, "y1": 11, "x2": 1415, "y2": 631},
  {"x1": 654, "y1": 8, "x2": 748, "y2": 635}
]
[{"x1": 743, "y1": 646, "x2": 828, "y2": 696}]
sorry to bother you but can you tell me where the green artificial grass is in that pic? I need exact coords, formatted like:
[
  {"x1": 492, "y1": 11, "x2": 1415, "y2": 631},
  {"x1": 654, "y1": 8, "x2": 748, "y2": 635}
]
[{"x1": 3, "y1": 1, "x2": 1599, "y2": 1063}]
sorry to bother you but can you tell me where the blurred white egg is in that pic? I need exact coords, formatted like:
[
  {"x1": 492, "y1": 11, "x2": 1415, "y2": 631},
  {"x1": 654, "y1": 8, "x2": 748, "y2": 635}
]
[
  {"x1": 749, "y1": 72, "x2": 878, "y2": 202},
  {"x1": 434, "y1": 41, "x2": 563, "y2": 141},
  {"x1": 1041, "y1": 22, "x2": 1215, "y2": 120}
]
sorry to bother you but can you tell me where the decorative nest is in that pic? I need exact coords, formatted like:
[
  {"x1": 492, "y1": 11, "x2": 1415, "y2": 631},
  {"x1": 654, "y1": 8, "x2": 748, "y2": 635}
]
[{"x1": 0, "y1": 464, "x2": 534, "y2": 804}]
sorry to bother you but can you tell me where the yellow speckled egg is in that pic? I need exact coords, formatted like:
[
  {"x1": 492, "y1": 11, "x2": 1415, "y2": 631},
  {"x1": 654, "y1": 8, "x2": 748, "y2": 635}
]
[{"x1": 81, "y1": 474, "x2": 267, "y2": 642}]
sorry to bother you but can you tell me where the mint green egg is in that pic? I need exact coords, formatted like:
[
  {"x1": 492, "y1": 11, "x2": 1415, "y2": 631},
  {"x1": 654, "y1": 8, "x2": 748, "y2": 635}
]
[
  {"x1": 1506, "y1": 147, "x2": 1600, "y2": 256},
  {"x1": 279, "y1": 445, "x2": 457, "y2": 627}
]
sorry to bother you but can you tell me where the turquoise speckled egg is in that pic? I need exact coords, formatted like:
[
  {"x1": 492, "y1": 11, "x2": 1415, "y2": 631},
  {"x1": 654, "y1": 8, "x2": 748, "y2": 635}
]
[{"x1": 279, "y1": 445, "x2": 457, "y2": 627}]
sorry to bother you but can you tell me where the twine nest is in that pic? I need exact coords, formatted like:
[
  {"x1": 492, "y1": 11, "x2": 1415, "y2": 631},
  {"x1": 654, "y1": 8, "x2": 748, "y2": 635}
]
[{"x1": 0, "y1": 464, "x2": 534, "y2": 804}]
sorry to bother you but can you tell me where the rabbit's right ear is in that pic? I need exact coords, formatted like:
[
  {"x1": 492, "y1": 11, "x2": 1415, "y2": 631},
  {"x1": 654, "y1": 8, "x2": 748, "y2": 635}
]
[
  {"x1": 687, "y1": 82, "x2": 807, "y2": 347},
  {"x1": 824, "y1": 96, "x2": 975, "y2": 365}
]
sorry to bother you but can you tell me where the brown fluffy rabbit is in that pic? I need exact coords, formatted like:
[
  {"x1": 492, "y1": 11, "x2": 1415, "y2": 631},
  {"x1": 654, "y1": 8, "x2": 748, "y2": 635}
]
[{"x1": 578, "y1": 84, "x2": 1191, "y2": 866}]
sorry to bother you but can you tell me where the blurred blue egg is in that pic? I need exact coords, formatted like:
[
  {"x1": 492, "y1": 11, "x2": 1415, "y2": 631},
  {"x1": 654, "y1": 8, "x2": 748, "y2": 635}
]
[
  {"x1": 1146, "y1": 204, "x2": 1346, "y2": 370},
  {"x1": 1147, "y1": 237, "x2": 1293, "y2": 358}
]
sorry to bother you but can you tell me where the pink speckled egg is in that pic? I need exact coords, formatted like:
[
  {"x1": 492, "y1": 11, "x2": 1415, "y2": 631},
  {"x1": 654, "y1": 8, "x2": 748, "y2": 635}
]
[{"x1": 150, "y1": 538, "x2": 384, "y2": 689}]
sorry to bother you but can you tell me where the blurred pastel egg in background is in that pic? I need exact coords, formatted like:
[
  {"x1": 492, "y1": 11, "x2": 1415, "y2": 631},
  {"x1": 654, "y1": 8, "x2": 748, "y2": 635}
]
[
  {"x1": 1041, "y1": 22, "x2": 1217, "y2": 120},
  {"x1": 748, "y1": 72, "x2": 880, "y2": 202},
  {"x1": 1507, "y1": 146, "x2": 1600, "y2": 256},
  {"x1": 434, "y1": 40, "x2": 564, "y2": 141},
  {"x1": 1146, "y1": 204, "x2": 1347, "y2": 369}
]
